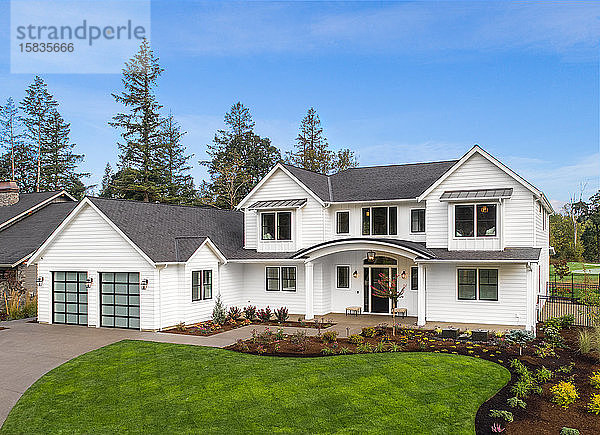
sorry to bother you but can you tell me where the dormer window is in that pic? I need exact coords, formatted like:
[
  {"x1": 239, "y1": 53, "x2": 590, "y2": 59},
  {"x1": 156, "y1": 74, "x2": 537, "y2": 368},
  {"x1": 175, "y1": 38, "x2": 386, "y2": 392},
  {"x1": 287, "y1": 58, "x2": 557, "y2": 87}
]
[
  {"x1": 455, "y1": 204, "x2": 497, "y2": 238},
  {"x1": 261, "y1": 211, "x2": 292, "y2": 240}
]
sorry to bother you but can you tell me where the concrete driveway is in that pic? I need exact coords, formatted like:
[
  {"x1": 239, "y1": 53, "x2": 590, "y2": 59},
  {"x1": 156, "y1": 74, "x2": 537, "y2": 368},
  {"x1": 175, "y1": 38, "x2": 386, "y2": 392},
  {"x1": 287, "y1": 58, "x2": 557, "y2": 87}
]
[{"x1": 0, "y1": 318, "x2": 269, "y2": 426}]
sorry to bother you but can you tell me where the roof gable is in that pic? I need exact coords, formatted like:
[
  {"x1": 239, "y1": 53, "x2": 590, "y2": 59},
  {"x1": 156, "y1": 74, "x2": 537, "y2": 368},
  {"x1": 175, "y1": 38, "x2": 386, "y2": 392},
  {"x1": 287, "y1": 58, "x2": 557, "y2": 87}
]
[{"x1": 0, "y1": 191, "x2": 75, "y2": 230}]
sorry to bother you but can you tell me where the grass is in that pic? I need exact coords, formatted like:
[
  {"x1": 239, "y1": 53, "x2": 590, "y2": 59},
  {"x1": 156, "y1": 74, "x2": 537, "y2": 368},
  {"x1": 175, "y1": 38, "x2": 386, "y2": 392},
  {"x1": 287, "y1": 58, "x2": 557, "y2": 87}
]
[{"x1": 1, "y1": 340, "x2": 509, "y2": 435}]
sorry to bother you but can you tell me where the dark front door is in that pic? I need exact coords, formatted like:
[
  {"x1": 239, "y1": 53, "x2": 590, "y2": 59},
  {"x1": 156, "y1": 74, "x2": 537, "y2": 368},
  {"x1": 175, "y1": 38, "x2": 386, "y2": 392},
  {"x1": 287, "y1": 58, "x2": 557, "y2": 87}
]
[{"x1": 370, "y1": 267, "x2": 389, "y2": 313}]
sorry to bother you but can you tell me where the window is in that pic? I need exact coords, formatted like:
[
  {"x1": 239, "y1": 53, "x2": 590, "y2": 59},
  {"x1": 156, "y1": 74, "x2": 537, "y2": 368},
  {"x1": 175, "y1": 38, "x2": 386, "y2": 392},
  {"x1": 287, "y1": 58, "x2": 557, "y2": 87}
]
[
  {"x1": 261, "y1": 212, "x2": 292, "y2": 241},
  {"x1": 337, "y1": 266, "x2": 350, "y2": 289},
  {"x1": 361, "y1": 206, "x2": 397, "y2": 235},
  {"x1": 411, "y1": 209, "x2": 425, "y2": 233},
  {"x1": 336, "y1": 211, "x2": 350, "y2": 234},
  {"x1": 266, "y1": 266, "x2": 297, "y2": 292},
  {"x1": 410, "y1": 266, "x2": 418, "y2": 291},
  {"x1": 457, "y1": 268, "x2": 498, "y2": 301},
  {"x1": 455, "y1": 204, "x2": 496, "y2": 238},
  {"x1": 192, "y1": 270, "x2": 213, "y2": 301}
]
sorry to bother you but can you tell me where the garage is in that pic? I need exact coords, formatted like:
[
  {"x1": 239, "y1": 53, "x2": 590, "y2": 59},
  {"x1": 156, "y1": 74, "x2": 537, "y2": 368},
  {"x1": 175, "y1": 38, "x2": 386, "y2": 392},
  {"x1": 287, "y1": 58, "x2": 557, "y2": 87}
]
[
  {"x1": 100, "y1": 272, "x2": 140, "y2": 329},
  {"x1": 52, "y1": 272, "x2": 88, "y2": 325}
]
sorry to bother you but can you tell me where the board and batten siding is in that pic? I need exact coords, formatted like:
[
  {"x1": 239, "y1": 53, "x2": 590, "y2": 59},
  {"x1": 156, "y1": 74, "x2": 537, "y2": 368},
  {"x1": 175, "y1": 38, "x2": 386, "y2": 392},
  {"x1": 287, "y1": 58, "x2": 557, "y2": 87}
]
[
  {"x1": 35, "y1": 204, "x2": 156, "y2": 330},
  {"x1": 425, "y1": 153, "x2": 535, "y2": 250},
  {"x1": 425, "y1": 263, "x2": 528, "y2": 326},
  {"x1": 242, "y1": 168, "x2": 325, "y2": 252}
]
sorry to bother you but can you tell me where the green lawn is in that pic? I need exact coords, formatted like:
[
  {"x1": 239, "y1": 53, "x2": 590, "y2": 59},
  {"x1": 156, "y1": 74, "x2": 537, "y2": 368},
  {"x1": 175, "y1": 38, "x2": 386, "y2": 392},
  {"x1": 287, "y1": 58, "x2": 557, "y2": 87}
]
[{"x1": 1, "y1": 340, "x2": 509, "y2": 435}]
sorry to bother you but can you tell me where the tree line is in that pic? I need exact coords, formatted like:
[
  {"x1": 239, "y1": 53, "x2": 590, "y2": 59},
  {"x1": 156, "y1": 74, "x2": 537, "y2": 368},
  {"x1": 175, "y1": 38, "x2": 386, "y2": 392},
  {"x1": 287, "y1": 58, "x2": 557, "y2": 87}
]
[
  {"x1": 0, "y1": 78, "x2": 88, "y2": 197},
  {"x1": 551, "y1": 190, "x2": 600, "y2": 264}
]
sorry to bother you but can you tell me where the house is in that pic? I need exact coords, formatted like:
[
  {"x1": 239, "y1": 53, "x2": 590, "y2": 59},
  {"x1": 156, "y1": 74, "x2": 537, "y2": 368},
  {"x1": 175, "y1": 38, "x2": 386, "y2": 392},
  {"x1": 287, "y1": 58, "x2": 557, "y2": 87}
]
[
  {"x1": 0, "y1": 182, "x2": 77, "y2": 296},
  {"x1": 28, "y1": 146, "x2": 552, "y2": 331}
]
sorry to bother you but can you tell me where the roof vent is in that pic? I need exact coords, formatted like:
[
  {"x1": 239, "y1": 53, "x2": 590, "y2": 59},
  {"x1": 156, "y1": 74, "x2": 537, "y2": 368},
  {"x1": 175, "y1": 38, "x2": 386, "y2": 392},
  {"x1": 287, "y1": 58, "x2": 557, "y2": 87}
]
[{"x1": 0, "y1": 181, "x2": 19, "y2": 206}]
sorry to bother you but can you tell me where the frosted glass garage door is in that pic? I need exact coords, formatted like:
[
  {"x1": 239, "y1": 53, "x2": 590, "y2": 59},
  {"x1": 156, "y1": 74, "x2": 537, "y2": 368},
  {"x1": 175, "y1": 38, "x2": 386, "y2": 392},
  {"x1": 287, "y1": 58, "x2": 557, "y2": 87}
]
[
  {"x1": 100, "y1": 272, "x2": 140, "y2": 329},
  {"x1": 53, "y1": 271, "x2": 88, "y2": 325}
]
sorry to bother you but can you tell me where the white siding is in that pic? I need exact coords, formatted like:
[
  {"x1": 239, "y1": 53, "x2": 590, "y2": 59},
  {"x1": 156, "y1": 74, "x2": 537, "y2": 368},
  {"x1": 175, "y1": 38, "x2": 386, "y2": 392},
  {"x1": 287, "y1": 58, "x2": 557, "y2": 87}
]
[
  {"x1": 425, "y1": 263, "x2": 528, "y2": 326},
  {"x1": 182, "y1": 244, "x2": 221, "y2": 326},
  {"x1": 35, "y1": 204, "x2": 156, "y2": 330},
  {"x1": 425, "y1": 153, "x2": 535, "y2": 249}
]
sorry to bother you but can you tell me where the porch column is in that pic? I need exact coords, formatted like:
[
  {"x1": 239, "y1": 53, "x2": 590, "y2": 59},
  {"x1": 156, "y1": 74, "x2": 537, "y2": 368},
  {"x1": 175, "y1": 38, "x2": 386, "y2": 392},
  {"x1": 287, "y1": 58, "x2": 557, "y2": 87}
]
[
  {"x1": 305, "y1": 261, "x2": 314, "y2": 320},
  {"x1": 417, "y1": 263, "x2": 426, "y2": 327}
]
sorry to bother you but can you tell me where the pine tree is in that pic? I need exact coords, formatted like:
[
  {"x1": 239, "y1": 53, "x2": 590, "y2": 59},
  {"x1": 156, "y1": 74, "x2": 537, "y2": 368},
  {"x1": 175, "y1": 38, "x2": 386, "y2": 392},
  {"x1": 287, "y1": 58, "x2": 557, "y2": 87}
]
[
  {"x1": 20, "y1": 76, "x2": 57, "y2": 191},
  {"x1": 99, "y1": 163, "x2": 115, "y2": 198},
  {"x1": 39, "y1": 110, "x2": 88, "y2": 197},
  {"x1": 109, "y1": 39, "x2": 164, "y2": 202},
  {"x1": 286, "y1": 107, "x2": 358, "y2": 174},
  {"x1": 0, "y1": 98, "x2": 25, "y2": 181},
  {"x1": 201, "y1": 102, "x2": 281, "y2": 208},
  {"x1": 157, "y1": 113, "x2": 196, "y2": 204}
]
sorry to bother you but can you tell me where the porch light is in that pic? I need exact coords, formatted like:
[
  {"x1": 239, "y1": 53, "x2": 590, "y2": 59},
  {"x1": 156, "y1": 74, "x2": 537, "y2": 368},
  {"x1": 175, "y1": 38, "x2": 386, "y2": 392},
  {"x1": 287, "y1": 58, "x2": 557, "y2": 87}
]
[
  {"x1": 141, "y1": 278, "x2": 149, "y2": 290},
  {"x1": 36, "y1": 276, "x2": 44, "y2": 286},
  {"x1": 352, "y1": 270, "x2": 359, "y2": 279},
  {"x1": 401, "y1": 270, "x2": 407, "y2": 280},
  {"x1": 366, "y1": 251, "x2": 376, "y2": 263},
  {"x1": 86, "y1": 277, "x2": 93, "y2": 288}
]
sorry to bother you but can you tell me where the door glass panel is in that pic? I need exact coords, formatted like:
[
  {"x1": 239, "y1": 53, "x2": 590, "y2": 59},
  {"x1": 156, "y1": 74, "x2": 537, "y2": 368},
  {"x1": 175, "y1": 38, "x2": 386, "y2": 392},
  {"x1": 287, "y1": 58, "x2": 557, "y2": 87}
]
[
  {"x1": 79, "y1": 315, "x2": 88, "y2": 325},
  {"x1": 363, "y1": 268, "x2": 370, "y2": 312},
  {"x1": 66, "y1": 314, "x2": 78, "y2": 323},
  {"x1": 54, "y1": 313, "x2": 65, "y2": 323},
  {"x1": 115, "y1": 317, "x2": 128, "y2": 328},
  {"x1": 53, "y1": 271, "x2": 88, "y2": 325},
  {"x1": 66, "y1": 272, "x2": 78, "y2": 281},
  {"x1": 129, "y1": 318, "x2": 140, "y2": 329},
  {"x1": 115, "y1": 306, "x2": 128, "y2": 316},
  {"x1": 129, "y1": 306, "x2": 140, "y2": 317},
  {"x1": 371, "y1": 268, "x2": 390, "y2": 313},
  {"x1": 66, "y1": 293, "x2": 78, "y2": 302},
  {"x1": 115, "y1": 295, "x2": 128, "y2": 305},
  {"x1": 115, "y1": 273, "x2": 128, "y2": 283}
]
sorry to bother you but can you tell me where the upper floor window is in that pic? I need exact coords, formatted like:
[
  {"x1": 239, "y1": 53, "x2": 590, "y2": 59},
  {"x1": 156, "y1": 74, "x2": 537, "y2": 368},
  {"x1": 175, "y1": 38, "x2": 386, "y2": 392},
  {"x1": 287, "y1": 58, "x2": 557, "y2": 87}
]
[
  {"x1": 261, "y1": 212, "x2": 292, "y2": 241},
  {"x1": 362, "y1": 206, "x2": 397, "y2": 236},
  {"x1": 411, "y1": 209, "x2": 425, "y2": 233},
  {"x1": 336, "y1": 211, "x2": 350, "y2": 234},
  {"x1": 455, "y1": 204, "x2": 496, "y2": 238}
]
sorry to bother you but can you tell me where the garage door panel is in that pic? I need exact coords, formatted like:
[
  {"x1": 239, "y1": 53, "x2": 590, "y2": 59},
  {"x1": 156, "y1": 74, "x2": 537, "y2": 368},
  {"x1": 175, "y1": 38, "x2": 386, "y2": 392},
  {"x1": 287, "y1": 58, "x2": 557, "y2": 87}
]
[
  {"x1": 100, "y1": 272, "x2": 140, "y2": 330},
  {"x1": 53, "y1": 271, "x2": 88, "y2": 326}
]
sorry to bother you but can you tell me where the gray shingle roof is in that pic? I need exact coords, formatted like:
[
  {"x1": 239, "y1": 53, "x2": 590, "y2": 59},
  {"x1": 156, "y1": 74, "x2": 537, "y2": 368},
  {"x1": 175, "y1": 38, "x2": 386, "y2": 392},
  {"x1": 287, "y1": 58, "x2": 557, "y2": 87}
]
[
  {"x1": 0, "y1": 192, "x2": 66, "y2": 227},
  {"x1": 0, "y1": 202, "x2": 78, "y2": 266},
  {"x1": 282, "y1": 160, "x2": 458, "y2": 203},
  {"x1": 424, "y1": 248, "x2": 541, "y2": 262},
  {"x1": 292, "y1": 238, "x2": 435, "y2": 259}
]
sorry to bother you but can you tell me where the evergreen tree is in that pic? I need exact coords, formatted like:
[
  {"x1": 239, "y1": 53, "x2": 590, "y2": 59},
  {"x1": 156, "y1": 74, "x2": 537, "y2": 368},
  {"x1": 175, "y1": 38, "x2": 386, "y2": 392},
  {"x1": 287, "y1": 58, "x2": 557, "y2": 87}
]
[
  {"x1": 158, "y1": 113, "x2": 196, "y2": 204},
  {"x1": 201, "y1": 102, "x2": 281, "y2": 208},
  {"x1": 39, "y1": 110, "x2": 88, "y2": 198},
  {"x1": 99, "y1": 163, "x2": 115, "y2": 198},
  {"x1": 20, "y1": 76, "x2": 57, "y2": 191},
  {"x1": 286, "y1": 107, "x2": 357, "y2": 174},
  {"x1": 582, "y1": 191, "x2": 600, "y2": 263},
  {"x1": 0, "y1": 98, "x2": 25, "y2": 181},
  {"x1": 109, "y1": 39, "x2": 164, "y2": 202}
]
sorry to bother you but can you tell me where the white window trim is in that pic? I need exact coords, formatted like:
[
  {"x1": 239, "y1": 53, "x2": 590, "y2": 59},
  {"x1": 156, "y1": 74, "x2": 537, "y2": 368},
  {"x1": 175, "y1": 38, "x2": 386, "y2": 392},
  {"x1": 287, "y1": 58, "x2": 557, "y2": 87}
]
[
  {"x1": 336, "y1": 265, "x2": 351, "y2": 290},
  {"x1": 410, "y1": 208, "x2": 426, "y2": 234},
  {"x1": 453, "y1": 202, "x2": 499, "y2": 240},
  {"x1": 455, "y1": 267, "x2": 500, "y2": 303},
  {"x1": 260, "y1": 211, "x2": 294, "y2": 242},
  {"x1": 410, "y1": 266, "x2": 418, "y2": 291},
  {"x1": 361, "y1": 205, "x2": 398, "y2": 236},
  {"x1": 265, "y1": 266, "x2": 297, "y2": 292},
  {"x1": 335, "y1": 210, "x2": 350, "y2": 235}
]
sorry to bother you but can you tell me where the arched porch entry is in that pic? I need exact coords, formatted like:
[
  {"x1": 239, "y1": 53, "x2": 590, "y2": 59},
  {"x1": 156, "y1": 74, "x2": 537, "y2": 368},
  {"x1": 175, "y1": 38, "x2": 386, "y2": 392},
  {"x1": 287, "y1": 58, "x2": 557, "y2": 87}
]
[{"x1": 292, "y1": 239, "x2": 433, "y2": 324}]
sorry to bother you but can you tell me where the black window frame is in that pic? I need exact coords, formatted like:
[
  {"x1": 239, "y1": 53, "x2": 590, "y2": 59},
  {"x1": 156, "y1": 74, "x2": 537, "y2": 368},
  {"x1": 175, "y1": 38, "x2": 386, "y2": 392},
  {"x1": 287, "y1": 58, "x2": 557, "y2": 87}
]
[
  {"x1": 411, "y1": 209, "x2": 426, "y2": 233},
  {"x1": 476, "y1": 204, "x2": 497, "y2": 237},
  {"x1": 457, "y1": 268, "x2": 499, "y2": 301},
  {"x1": 261, "y1": 211, "x2": 292, "y2": 241},
  {"x1": 455, "y1": 205, "x2": 475, "y2": 238},
  {"x1": 361, "y1": 206, "x2": 397, "y2": 236},
  {"x1": 336, "y1": 211, "x2": 350, "y2": 234},
  {"x1": 410, "y1": 266, "x2": 418, "y2": 291},
  {"x1": 336, "y1": 265, "x2": 350, "y2": 289},
  {"x1": 455, "y1": 204, "x2": 497, "y2": 238},
  {"x1": 192, "y1": 270, "x2": 213, "y2": 302},
  {"x1": 266, "y1": 266, "x2": 297, "y2": 292}
]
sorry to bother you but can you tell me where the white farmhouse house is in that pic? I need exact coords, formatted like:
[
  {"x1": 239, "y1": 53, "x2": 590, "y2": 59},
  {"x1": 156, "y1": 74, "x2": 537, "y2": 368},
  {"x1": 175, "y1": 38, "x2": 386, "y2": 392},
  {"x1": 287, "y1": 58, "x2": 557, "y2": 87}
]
[{"x1": 29, "y1": 146, "x2": 552, "y2": 331}]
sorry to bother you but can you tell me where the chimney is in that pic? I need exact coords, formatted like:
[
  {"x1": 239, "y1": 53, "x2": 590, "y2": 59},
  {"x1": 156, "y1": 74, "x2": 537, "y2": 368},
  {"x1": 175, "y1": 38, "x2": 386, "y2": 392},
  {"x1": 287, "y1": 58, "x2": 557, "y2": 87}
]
[{"x1": 0, "y1": 181, "x2": 19, "y2": 206}]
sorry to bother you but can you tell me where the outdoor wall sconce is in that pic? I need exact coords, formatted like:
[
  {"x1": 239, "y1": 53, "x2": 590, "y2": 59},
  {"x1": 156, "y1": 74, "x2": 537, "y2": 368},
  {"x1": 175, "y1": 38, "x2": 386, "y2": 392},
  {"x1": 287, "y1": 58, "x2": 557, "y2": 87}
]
[
  {"x1": 36, "y1": 276, "x2": 44, "y2": 286},
  {"x1": 141, "y1": 278, "x2": 149, "y2": 290},
  {"x1": 401, "y1": 270, "x2": 407, "y2": 280},
  {"x1": 352, "y1": 270, "x2": 359, "y2": 279},
  {"x1": 366, "y1": 251, "x2": 376, "y2": 263},
  {"x1": 86, "y1": 277, "x2": 93, "y2": 288}
]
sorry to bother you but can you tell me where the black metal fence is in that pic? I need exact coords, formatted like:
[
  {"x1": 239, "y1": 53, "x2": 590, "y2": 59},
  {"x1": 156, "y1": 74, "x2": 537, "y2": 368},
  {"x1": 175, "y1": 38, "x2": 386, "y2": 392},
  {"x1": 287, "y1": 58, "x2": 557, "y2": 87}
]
[
  {"x1": 537, "y1": 295, "x2": 597, "y2": 327},
  {"x1": 548, "y1": 273, "x2": 600, "y2": 298}
]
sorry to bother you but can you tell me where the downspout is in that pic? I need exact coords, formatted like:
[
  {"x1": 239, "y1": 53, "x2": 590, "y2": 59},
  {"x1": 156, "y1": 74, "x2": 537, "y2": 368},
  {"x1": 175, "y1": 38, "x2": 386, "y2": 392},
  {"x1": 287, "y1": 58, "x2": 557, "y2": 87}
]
[{"x1": 157, "y1": 264, "x2": 168, "y2": 331}]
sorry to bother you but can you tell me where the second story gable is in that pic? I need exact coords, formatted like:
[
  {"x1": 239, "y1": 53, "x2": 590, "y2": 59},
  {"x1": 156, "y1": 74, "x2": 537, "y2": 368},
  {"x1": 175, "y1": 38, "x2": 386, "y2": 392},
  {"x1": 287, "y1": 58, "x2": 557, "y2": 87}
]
[{"x1": 237, "y1": 146, "x2": 553, "y2": 253}]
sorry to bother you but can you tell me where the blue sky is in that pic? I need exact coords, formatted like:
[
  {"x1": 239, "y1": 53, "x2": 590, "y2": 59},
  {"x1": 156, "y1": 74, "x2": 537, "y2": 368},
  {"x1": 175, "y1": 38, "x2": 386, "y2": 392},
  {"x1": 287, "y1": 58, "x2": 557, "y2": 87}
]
[{"x1": 1, "y1": 0, "x2": 599, "y2": 208}]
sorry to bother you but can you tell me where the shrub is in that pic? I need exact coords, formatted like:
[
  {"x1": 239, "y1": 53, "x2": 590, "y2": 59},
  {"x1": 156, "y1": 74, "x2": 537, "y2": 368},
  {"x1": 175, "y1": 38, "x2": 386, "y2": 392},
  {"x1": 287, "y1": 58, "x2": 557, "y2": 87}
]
[
  {"x1": 550, "y1": 381, "x2": 579, "y2": 408},
  {"x1": 590, "y1": 371, "x2": 600, "y2": 389},
  {"x1": 337, "y1": 347, "x2": 350, "y2": 355},
  {"x1": 587, "y1": 393, "x2": 600, "y2": 415},
  {"x1": 488, "y1": 409, "x2": 513, "y2": 423},
  {"x1": 535, "y1": 366, "x2": 553, "y2": 383},
  {"x1": 560, "y1": 428, "x2": 580, "y2": 435},
  {"x1": 321, "y1": 347, "x2": 335, "y2": 356},
  {"x1": 257, "y1": 307, "x2": 272, "y2": 323},
  {"x1": 227, "y1": 306, "x2": 242, "y2": 322},
  {"x1": 578, "y1": 329, "x2": 594, "y2": 354},
  {"x1": 275, "y1": 327, "x2": 285, "y2": 340},
  {"x1": 542, "y1": 326, "x2": 565, "y2": 348},
  {"x1": 274, "y1": 307, "x2": 289, "y2": 323},
  {"x1": 374, "y1": 341, "x2": 386, "y2": 353},
  {"x1": 349, "y1": 334, "x2": 364, "y2": 345},
  {"x1": 243, "y1": 305, "x2": 257, "y2": 321},
  {"x1": 511, "y1": 380, "x2": 530, "y2": 399},
  {"x1": 356, "y1": 342, "x2": 374, "y2": 353},
  {"x1": 175, "y1": 322, "x2": 186, "y2": 331},
  {"x1": 322, "y1": 330, "x2": 338, "y2": 344},
  {"x1": 544, "y1": 314, "x2": 574, "y2": 331},
  {"x1": 290, "y1": 330, "x2": 308, "y2": 350},
  {"x1": 388, "y1": 342, "x2": 401, "y2": 352},
  {"x1": 506, "y1": 329, "x2": 534, "y2": 355},
  {"x1": 507, "y1": 396, "x2": 527, "y2": 409},
  {"x1": 212, "y1": 294, "x2": 227, "y2": 325},
  {"x1": 361, "y1": 327, "x2": 376, "y2": 338},
  {"x1": 556, "y1": 363, "x2": 575, "y2": 374},
  {"x1": 534, "y1": 342, "x2": 557, "y2": 358}
]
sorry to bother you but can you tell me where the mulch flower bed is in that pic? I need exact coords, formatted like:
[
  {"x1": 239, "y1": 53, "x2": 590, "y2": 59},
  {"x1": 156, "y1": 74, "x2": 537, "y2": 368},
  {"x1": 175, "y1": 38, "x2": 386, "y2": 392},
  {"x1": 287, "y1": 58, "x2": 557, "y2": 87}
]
[
  {"x1": 163, "y1": 318, "x2": 335, "y2": 337},
  {"x1": 227, "y1": 321, "x2": 600, "y2": 434}
]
